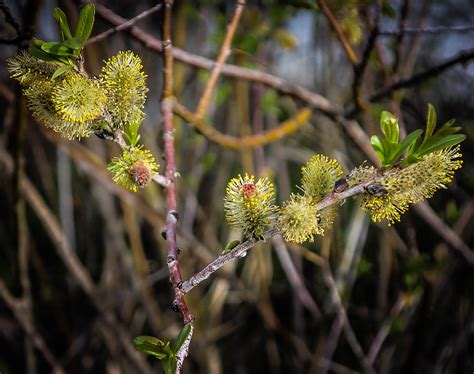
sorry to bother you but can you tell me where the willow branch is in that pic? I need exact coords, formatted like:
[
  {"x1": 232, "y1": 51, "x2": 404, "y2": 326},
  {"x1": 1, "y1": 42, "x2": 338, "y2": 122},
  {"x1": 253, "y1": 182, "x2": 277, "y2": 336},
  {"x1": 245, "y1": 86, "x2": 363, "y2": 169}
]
[
  {"x1": 195, "y1": 0, "x2": 245, "y2": 118},
  {"x1": 181, "y1": 183, "x2": 368, "y2": 295},
  {"x1": 316, "y1": 0, "x2": 360, "y2": 65},
  {"x1": 174, "y1": 100, "x2": 312, "y2": 149},
  {"x1": 160, "y1": 1, "x2": 194, "y2": 371},
  {"x1": 86, "y1": 3, "x2": 162, "y2": 45}
]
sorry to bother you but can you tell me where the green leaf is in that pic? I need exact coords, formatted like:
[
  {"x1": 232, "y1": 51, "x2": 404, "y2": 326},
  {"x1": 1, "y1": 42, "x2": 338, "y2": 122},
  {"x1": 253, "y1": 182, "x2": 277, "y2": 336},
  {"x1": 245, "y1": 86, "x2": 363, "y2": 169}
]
[
  {"x1": 390, "y1": 129, "x2": 423, "y2": 163},
  {"x1": 64, "y1": 38, "x2": 81, "y2": 51},
  {"x1": 75, "y1": 3, "x2": 95, "y2": 46},
  {"x1": 51, "y1": 64, "x2": 73, "y2": 80},
  {"x1": 124, "y1": 121, "x2": 142, "y2": 146},
  {"x1": 41, "y1": 41, "x2": 76, "y2": 57},
  {"x1": 29, "y1": 44, "x2": 60, "y2": 62},
  {"x1": 32, "y1": 37, "x2": 46, "y2": 47},
  {"x1": 370, "y1": 135, "x2": 386, "y2": 164},
  {"x1": 53, "y1": 8, "x2": 74, "y2": 40},
  {"x1": 171, "y1": 324, "x2": 193, "y2": 354},
  {"x1": 417, "y1": 134, "x2": 466, "y2": 156},
  {"x1": 162, "y1": 357, "x2": 177, "y2": 374},
  {"x1": 424, "y1": 103, "x2": 437, "y2": 143},
  {"x1": 133, "y1": 336, "x2": 172, "y2": 360},
  {"x1": 380, "y1": 111, "x2": 399, "y2": 143}
]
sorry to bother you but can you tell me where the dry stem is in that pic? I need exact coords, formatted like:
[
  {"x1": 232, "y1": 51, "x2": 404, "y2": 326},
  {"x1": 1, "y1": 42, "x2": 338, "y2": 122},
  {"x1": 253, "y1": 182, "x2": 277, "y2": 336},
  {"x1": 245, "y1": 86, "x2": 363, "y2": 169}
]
[
  {"x1": 174, "y1": 100, "x2": 312, "y2": 149},
  {"x1": 195, "y1": 0, "x2": 245, "y2": 118}
]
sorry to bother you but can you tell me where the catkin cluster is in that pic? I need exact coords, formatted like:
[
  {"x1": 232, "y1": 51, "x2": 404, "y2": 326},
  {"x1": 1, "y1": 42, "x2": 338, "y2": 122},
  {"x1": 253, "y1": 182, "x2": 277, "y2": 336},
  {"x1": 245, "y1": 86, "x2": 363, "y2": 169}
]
[
  {"x1": 8, "y1": 50, "x2": 147, "y2": 140},
  {"x1": 8, "y1": 50, "x2": 159, "y2": 191},
  {"x1": 277, "y1": 155, "x2": 343, "y2": 243}
]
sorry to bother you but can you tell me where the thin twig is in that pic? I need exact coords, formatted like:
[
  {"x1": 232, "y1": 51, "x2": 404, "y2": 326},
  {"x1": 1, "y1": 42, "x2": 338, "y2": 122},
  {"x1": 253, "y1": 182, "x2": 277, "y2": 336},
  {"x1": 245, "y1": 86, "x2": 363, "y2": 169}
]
[
  {"x1": 392, "y1": 0, "x2": 411, "y2": 77},
  {"x1": 272, "y1": 235, "x2": 322, "y2": 318},
  {"x1": 174, "y1": 100, "x2": 312, "y2": 149},
  {"x1": 87, "y1": 3, "x2": 162, "y2": 45},
  {"x1": 414, "y1": 202, "x2": 474, "y2": 263},
  {"x1": 316, "y1": 0, "x2": 360, "y2": 65},
  {"x1": 367, "y1": 296, "x2": 410, "y2": 364},
  {"x1": 321, "y1": 262, "x2": 376, "y2": 374},
  {"x1": 379, "y1": 24, "x2": 474, "y2": 36},
  {"x1": 352, "y1": 1, "x2": 380, "y2": 112},
  {"x1": 195, "y1": 0, "x2": 245, "y2": 118},
  {"x1": 367, "y1": 48, "x2": 474, "y2": 105}
]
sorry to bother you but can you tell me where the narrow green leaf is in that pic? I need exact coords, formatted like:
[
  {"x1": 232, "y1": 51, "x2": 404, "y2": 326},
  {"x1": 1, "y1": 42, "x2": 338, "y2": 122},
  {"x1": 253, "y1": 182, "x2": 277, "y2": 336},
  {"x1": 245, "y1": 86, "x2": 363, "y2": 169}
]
[
  {"x1": 424, "y1": 103, "x2": 437, "y2": 143},
  {"x1": 390, "y1": 129, "x2": 423, "y2": 164},
  {"x1": 124, "y1": 121, "x2": 142, "y2": 146},
  {"x1": 51, "y1": 64, "x2": 73, "y2": 80},
  {"x1": 75, "y1": 3, "x2": 95, "y2": 45},
  {"x1": 162, "y1": 357, "x2": 177, "y2": 374},
  {"x1": 171, "y1": 324, "x2": 193, "y2": 354},
  {"x1": 64, "y1": 38, "x2": 81, "y2": 51},
  {"x1": 417, "y1": 134, "x2": 466, "y2": 156},
  {"x1": 53, "y1": 8, "x2": 74, "y2": 40},
  {"x1": 29, "y1": 45, "x2": 59, "y2": 62},
  {"x1": 133, "y1": 336, "x2": 171, "y2": 360},
  {"x1": 32, "y1": 37, "x2": 46, "y2": 47},
  {"x1": 380, "y1": 111, "x2": 399, "y2": 143},
  {"x1": 41, "y1": 41, "x2": 76, "y2": 56}
]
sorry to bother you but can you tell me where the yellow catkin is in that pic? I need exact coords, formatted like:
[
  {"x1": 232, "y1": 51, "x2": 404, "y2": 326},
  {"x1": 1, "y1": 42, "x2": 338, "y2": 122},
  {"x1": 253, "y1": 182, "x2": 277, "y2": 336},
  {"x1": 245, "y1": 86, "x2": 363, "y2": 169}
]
[
  {"x1": 224, "y1": 174, "x2": 276, "y2": 238},
  {"x1": 108, "y1": 146, "x2": 160, "y2": 192},
  {"x1": 277, "y1": 194, "x2": 336, "y2": 243},
  {"x1": 100, "y1": 51, "x2": 148, "y2": 128},
  {"x1": 300, "y1": 154, "x2": 344, "y2": 200},
  {"x1": 52, "y1": 72, "x2": 106, "y2": 125},
  {"x1": 361, "y1": 146, "x2": 462, "y2": 225}
]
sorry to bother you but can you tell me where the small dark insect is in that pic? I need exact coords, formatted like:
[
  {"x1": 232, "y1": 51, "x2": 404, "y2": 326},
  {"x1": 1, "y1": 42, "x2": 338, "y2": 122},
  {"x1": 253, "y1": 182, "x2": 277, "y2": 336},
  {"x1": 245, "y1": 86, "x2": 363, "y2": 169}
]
[
  {"x1": 333, "y1": 178, "x2": 349, "y2": 193},
  {"x1": 365, "y1": 183, "x2": 388, "y2": 197}
]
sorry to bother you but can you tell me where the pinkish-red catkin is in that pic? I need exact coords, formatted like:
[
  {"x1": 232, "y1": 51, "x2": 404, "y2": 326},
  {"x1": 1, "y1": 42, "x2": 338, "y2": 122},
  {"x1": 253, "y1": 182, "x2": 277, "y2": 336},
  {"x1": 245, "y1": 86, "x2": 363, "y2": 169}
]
[{"x1": 129, "y1": 161, "x2": 151, "y2": 187}]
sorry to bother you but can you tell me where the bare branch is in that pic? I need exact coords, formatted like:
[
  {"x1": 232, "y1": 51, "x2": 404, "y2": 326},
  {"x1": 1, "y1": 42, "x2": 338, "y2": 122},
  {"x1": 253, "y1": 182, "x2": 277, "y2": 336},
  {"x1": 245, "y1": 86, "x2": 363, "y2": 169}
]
[
  {"x1": 87, "y1": 3, "x2": 162, "y2": 45},
  {"x1": 173, "y1": 100, "x2": 312, "y2": 149},
  {"x1": 379, "y1": 24, "x2": 474, "y2": 36},
  {"x1": 195, "y1": 0, "x2": 245, "y2": 118},
  {"x1": 316, "y1": 0, "x2": 360, "y2": 65}
]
